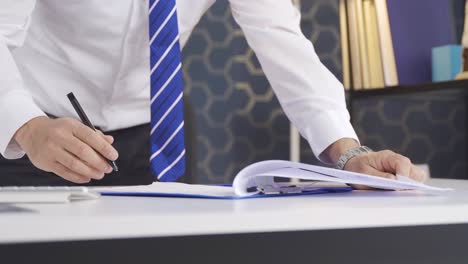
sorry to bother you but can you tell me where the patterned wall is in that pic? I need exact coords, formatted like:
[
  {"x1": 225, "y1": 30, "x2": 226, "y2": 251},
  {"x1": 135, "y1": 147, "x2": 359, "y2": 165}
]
[
  {"x1": 182, "y1": 2, "x2": 290, "y2": 184},
  {"x1": 298, "y1": 0, "x2": 342, "y2": 165},
  {"x1": 183, "y1": 0, "x2": 468, "y2": 183}
]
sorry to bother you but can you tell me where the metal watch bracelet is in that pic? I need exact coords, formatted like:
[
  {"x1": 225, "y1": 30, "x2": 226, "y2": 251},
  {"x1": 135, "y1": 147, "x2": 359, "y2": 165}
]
[{"x1": 335, "y1": 146, "x2": 373, "y2": 170}]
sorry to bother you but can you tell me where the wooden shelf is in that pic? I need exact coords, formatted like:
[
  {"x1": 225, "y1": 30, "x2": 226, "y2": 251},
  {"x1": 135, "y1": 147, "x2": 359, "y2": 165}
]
[{"x1": 348, "y1": 79, "x2": 468, "y2": 99}]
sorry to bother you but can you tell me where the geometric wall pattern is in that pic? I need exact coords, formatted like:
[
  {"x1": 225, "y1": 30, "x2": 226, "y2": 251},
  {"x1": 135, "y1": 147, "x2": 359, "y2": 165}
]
[
  {"x1": 299, "y1": 0, "x2": 343, "y2": 165},
  {"x1": 182, "y1": 2, "x2": 289, "y2": 184},
  {"x1": 183, "y1": 0, "x2": 468, "y2": 183}
]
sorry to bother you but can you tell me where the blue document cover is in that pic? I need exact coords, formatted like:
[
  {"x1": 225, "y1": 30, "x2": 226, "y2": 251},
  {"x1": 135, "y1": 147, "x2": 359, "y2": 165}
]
[
  {"x1": 387, "y1": 0, "x2": 456, "y2": 85},
  {"x1": 100, "y1": 188, "x2": 353, "y2": 199},
  {"x1": 100, "y1": 185, "x2": 353, "y2": 200}
]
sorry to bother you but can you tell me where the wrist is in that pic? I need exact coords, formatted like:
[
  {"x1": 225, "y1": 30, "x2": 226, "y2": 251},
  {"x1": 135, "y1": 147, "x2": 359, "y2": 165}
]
[
  {"x1": 335, "y1": 146, "x2": 373, "y2": 170},
  {"x1": 323, "y1": 138, "x2": 360, "y2": 164},
  {"x1": 14, "y1": 116, "x2": 49, "y2": 149}
]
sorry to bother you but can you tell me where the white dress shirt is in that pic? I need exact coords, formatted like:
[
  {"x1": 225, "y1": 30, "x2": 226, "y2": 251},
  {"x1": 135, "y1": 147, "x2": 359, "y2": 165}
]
[{"x1": 0, "y1": 0, "x2": 358, "y2": 162}]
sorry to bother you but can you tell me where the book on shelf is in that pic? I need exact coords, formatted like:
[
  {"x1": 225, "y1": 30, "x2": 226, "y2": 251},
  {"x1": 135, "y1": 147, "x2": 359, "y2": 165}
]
[
  {"x1": 339, "y1": 0, "x2": 352, "y2": 90},
  {"x1": 341, "y1": 0, "x2": 457, "y2": 90},
  {"x1": 374, "y1": 0, "x2": 398, "y2": 87},
  {"x1": 345, "y1": 0, "x2": 363, "y2": 90},
  {"x1": 355, "y1": 0, "x2": 371, "y2": 89},
  {"x1": 342, "y1": 0, "x2": 398, "y2": 90},
  {"x1": 363, "y1": 0, "x2": 385, "y2": 88}
]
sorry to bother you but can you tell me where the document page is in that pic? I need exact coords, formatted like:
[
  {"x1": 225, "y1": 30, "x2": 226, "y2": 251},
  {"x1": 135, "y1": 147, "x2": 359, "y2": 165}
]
[{"x1": 232, "y1": 160, "x2": 452, "y2": 196}]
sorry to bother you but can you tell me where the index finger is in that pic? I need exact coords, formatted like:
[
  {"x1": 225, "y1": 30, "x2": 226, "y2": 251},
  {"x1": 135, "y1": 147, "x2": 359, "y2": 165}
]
[
  {"x1": 73, "y1": 125, "x2": 119, "y2": 161},
  {"x1": 378, "y1": 151, "x2": 412, "y2": 178}
]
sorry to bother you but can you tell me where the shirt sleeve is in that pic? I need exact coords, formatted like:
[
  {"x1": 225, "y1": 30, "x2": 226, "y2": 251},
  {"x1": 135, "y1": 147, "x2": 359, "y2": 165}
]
[
  {"x1": 228, "y1": 0, "x2": 359, "y2": 163},
  {"x1": 0, "y1": 0, "x2": 46, "y2": 159}
]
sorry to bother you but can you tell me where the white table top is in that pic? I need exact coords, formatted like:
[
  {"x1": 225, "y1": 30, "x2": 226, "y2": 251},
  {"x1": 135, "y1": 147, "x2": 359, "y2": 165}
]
[{"x1": 1, "y1": 179, "x2": 468, "y2": 244}]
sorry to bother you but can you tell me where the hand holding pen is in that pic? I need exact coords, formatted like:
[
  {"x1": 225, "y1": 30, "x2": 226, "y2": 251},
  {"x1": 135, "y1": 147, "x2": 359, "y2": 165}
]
[
  {"x1": 13, "y1": 93, "x2": 119, "y2": 184},
  {"x1": 67, "y1": 93, "x2": 119, "y2": 172}
]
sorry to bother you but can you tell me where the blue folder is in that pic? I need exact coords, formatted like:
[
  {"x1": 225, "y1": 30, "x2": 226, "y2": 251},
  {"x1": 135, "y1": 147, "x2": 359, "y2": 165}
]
[{"x1": 100, "y1": 185, "x2": 353, "y2": 200}]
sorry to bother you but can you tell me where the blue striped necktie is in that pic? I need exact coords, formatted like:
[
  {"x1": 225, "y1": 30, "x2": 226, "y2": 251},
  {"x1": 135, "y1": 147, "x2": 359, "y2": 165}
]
[{"x1": 148, "y1": 0, "x2": 186, "y2": 182}]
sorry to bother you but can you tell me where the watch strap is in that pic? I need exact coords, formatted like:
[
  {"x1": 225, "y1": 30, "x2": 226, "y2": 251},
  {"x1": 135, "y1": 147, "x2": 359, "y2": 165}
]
[{"x1": 335, "y1": 146, "x2": 373, "y2": 170}]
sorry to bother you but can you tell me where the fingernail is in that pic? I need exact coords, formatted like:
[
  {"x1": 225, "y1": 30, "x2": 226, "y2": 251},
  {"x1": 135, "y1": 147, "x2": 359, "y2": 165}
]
[{"x1": 105, "y1": 165, "x2": 113, "y2": 173}]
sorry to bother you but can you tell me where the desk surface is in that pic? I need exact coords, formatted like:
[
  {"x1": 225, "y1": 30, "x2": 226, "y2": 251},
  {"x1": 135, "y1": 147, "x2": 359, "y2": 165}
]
[{"x1": 1, "y1": 179, "x2": 468, "y2": 244}]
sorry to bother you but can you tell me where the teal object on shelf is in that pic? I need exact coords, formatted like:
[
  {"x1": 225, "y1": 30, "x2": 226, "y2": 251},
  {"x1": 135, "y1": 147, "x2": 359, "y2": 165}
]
[{"x1": 432, "y1": 45, "x2": 462, "y2": 82}]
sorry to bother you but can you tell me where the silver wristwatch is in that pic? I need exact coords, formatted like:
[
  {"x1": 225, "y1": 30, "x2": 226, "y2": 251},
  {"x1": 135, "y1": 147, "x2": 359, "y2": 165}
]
[{"x1": 335, "y1": 146, "x2": 373, "y2": 170}]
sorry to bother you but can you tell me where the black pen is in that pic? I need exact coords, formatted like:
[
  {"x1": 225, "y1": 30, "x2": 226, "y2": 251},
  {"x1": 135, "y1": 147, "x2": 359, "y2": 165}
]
[{"x1": 67, "y1": 92, "x2": 119, "y2": 172}]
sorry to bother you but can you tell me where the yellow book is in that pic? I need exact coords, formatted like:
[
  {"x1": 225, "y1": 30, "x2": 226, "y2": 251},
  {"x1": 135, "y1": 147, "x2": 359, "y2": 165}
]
[
  {"x1": 355, "y1": 0, "x2": 371, "y2": 89},
  {"x1": 374, "y1": 0, "x2": 399, "y2": 86},
  {"x1": 339, "y1": 0, "x2": 351, "y2": 90},
  {"x1": 363, "y1": 0, "x2": 385, "y2": 88},
  {"x1": 347, "y1": 0, "x2": 363, "y2": 90}
]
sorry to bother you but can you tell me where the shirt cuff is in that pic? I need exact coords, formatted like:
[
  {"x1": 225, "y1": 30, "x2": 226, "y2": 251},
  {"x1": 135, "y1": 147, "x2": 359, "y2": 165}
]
[
  {"x1": 0, "y1": 91, "x2": 46, "y2": 159},
  {"x1": 302, "y1": 110, "x2": 360, "y2": 164}
]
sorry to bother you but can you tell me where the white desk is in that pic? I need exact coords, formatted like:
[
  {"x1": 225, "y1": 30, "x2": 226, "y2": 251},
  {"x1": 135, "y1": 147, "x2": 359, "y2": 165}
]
[{"x1": 1, "y1": 179, "x2": 468, "y2": 264}]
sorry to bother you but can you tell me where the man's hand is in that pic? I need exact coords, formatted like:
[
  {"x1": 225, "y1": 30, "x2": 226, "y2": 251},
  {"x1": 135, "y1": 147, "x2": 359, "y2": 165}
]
[
  {"x1": 344, "y1": 150, "x2": 427, "y2": 190},
  {"x1": 14, "y1": 116, "x2": 119, "y2": 184},
  {"x1": 324, "y1": 138, "x2": 427, "y2": 190}
]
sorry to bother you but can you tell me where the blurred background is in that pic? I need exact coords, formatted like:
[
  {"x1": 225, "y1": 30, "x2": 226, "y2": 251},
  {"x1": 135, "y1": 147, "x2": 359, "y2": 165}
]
[{"x1": 182, "y1": 0, "x2": 468, "y2": 184}]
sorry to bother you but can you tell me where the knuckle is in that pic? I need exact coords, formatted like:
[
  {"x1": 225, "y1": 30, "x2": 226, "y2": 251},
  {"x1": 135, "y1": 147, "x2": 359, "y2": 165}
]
[
  {"x1": 71, "y1": 124, "x2": 80, "y2": 136},
  {"x1": 100, "y1": 144, "x2": 112, "y2": 156},
  {"x1": 72, "y1": 122, "x2": 86, "y2": 136},
  {"x1": 53, "y1": 166, "x2": 65, "y2": 176},
  {"x1": 77, "y1": 144, "x2": 89, "y2": 157},
  {"x1": 395, "y1": 155, "x2": 411, "y2": 165},
  {"x1": 401, "y1": 156, "x2": 412, "y2": 164},
  {"x1": 84, "y1": 129, "x2": 96, "y2": 143},
  {"x1": 97, "y1": 160, "x2": 109, "y2": 172},
  {"x1": 45, "y1": 138, "x2": 56, "y2": 150},
  {"x1": 58, "y1": 119, "x2": 74, "y2": 131},
  {"x1": 68, "y1": 159, "x2": 80, "y2": 172},
  {"x1": 62, "y1": 117, "x2": 77, "y2": 126},
  {"x1": 381, "y1": 150, "x2": 394, "y2": 156},
  {"x1": 49, "y1": 127, "x2": 61, "y2": 137}
]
